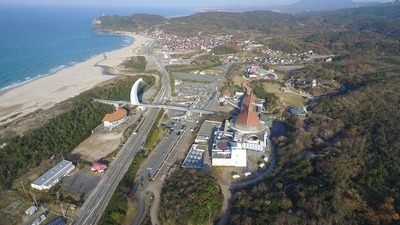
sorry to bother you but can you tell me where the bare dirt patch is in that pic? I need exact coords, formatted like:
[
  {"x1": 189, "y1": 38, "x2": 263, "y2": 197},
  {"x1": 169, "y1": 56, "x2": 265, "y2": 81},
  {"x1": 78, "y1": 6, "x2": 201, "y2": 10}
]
[{"x1": 70, "y1": 132, "x2": 122, "y2": 163}]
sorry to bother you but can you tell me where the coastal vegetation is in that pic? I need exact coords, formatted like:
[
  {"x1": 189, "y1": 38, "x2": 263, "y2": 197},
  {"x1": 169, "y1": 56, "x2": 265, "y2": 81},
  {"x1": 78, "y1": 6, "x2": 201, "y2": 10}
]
[
  {"x1": 0, "y1": 94, "x2": 113, "y2": 190},
  {"x1": 0, "y1": 75, "x2": 154, "y2": 190},
  {"x1": 93, "y1": 75, "x2": 155, "y2": 102},
  {"x1": 159, "y1": 169, "x2": 223, "y2": 225},
  {"x1": 95, "y1": 14, "x2": 167, "y2": 32},
  {"x1": 122, "y1": 56, "x2": 147, "y2": 72}
]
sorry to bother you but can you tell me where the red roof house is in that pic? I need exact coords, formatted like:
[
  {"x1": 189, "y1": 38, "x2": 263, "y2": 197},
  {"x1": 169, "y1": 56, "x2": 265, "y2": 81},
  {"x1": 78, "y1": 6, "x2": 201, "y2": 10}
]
[{"x1": 91, "y1": 163, "x2": 107, "y2": 172}]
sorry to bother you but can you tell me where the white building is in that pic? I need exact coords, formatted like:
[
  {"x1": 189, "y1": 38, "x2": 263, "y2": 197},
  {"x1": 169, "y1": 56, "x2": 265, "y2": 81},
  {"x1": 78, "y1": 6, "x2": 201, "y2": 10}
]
[
  {"x1": 25, "y1": 206, "x2": 37, "y2": 215},
  {"x1": 31, "y1": 160, "x2": 75, "y2": 190},
  {"x1": 211, "y1": 131, "x2": 247, "y2": 167}
]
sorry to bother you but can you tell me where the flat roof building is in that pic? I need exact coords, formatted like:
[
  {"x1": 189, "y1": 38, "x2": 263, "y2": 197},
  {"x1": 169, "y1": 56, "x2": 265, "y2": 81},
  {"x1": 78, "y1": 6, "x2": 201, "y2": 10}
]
[
  {"x1": 31, "y1": 160, "x2": 75, "y2": 190},
  {"x1": 195, "y1": 120, "x2": 222, "y2": 143},
  {"x1": 182, "y1": 144, "x2": 206, "y2": 169},
  {"x1": 211, "y1": 131, "x2": 246, "y2": 167}
]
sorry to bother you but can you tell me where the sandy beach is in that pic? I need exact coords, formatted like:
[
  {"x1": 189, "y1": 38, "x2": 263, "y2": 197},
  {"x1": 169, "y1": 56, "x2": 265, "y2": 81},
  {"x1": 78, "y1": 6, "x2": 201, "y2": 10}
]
[{"x1": 0, "y1": 33, "x2": 152, "y2": 126}]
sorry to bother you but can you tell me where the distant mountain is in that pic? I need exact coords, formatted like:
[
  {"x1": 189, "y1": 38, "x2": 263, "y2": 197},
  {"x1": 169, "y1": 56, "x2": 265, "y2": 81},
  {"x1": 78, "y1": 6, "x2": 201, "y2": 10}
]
[
  {"x1": 268, "y1": 0, "x2": 383, "y2": 13},
  {"x1": 198, "y1": 0, "x2": 384, "y2": 14}
]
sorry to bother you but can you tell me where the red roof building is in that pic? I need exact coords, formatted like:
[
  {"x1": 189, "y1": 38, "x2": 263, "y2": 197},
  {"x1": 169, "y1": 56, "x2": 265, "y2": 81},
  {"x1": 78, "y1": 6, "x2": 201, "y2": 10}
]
[
  {"x1": 102, "y1": 108, "x2": 127, "y2": 128},
  {"x1": 91, "y1": 163, "x2": 107, "y2": 172},
  {"x1": 235, "y1": 93, "x2": 260, "y2": 127}
]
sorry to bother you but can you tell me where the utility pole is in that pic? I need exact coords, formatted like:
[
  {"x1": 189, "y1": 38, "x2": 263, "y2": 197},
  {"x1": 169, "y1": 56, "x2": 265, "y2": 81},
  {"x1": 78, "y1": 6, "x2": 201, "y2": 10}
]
[
  {"x1": 31, "y1": 192, "x2": 39, "y2": 208},
  {"x1": 20, "y1": 181, "x2": 29, "y2": 198},
  {"x1": 57, "y1": 192, "x2": 66, "y2": 218}
]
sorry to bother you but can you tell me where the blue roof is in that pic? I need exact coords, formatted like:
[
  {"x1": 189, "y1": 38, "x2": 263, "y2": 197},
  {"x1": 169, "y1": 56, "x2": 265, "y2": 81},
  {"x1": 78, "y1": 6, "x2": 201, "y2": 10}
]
[{"x1": 46, "y1": 216, "x2": 66, "y2": 225}]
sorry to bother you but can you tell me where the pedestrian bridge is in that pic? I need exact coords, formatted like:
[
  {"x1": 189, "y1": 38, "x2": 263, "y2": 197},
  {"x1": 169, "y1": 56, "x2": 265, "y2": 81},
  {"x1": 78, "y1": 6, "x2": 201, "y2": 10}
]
[{"x1": 93, "y1": 78, "x2": 215, "y2": 115}]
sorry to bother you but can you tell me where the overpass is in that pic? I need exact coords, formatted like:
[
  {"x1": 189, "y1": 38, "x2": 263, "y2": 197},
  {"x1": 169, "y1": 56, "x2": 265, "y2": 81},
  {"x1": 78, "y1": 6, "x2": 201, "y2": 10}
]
[{"x1": 93, "y1": 78, "x2": 215, "y2": 115}]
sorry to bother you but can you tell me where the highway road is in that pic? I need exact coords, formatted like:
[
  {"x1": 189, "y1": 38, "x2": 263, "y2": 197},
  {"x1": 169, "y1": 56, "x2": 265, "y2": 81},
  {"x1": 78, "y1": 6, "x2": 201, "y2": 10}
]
[
  {"x1": 74, "y1": 108, "x2": 158, "y2": 225},
  {"x1": 74, "y1": 39, "x2": 166, "y2": 225}
]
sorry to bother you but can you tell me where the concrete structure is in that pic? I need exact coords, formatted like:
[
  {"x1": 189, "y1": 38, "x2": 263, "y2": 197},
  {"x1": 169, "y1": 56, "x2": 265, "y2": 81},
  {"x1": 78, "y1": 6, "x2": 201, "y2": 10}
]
[
  {"x1": 195, "y1": 120, "x2": 222, "y2": 143},
  {"x1": 25, "y1": 206, "x2": 37, "y2": 215},
  {"x1": 102, "y1": 108, "x2": 127, "y2": 128},
  {"x1": 211, "y1": 131, "x2": 246, "y2": 167},
  {"x1": 182, "y1": 144, "x2": 205, "y2": 169},
  {"x1": 241, "y1": 132, "x2": 268, "y2": 152},
  {"x1": 130, "y1": 78, "x2": 143, "y2": 105},
  {"x1": 31, "y1": 160, "x2": 75, "y2": 190}
]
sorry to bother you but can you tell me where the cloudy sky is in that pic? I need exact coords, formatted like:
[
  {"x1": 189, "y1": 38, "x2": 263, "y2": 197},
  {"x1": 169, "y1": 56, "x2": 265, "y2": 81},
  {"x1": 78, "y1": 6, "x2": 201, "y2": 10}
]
[{"x1": 0, "y1": 0, "x2": 391, "y2": 7}]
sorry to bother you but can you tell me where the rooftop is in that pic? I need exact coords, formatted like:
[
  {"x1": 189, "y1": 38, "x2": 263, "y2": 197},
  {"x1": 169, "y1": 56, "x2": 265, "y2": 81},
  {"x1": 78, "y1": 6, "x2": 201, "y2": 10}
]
[
  {"x1": 235, "y1": 93, "x2": 259, "y2": 127},
  {"x1": 195, "y1": 120, "x2": 222, "y2": 143},
  {"x1": 91, "y1": 163, "x2": 107, "y2": 171},
  {"x1": 102, "y1": 108, "x2": 127, "y2": 122},
  {"x1": 182, "y1": 144, "x2": 205, "y2": 169},
  {"x1": 31, "y1": 160, "x2": 74, "y2": 187}
]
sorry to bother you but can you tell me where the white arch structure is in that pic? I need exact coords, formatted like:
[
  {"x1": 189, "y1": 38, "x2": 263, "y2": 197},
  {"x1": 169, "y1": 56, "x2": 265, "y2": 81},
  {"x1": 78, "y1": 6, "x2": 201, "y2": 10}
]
[{"x1": 130, "y1": 78, "x2": 143, "y2": 105}]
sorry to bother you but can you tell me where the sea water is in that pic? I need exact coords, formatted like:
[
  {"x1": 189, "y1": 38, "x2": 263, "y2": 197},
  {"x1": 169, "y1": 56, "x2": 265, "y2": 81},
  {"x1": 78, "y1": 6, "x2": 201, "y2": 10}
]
[{"x1": 0, "y1": 4, "x2": 194, "y2": 91}]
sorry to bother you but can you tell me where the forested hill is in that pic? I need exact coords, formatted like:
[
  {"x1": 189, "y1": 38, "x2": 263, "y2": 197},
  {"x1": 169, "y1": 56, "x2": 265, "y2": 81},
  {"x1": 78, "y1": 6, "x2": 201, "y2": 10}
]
[
  {"x1": 95, "y1": 4, "x2": 400, "y2": 37},
  {"x1": 93, "y1": 14, "x2": 168, "y2": 32},
  {"x1": 166, "y1": 10, "x2": 297, "y2": 34}
]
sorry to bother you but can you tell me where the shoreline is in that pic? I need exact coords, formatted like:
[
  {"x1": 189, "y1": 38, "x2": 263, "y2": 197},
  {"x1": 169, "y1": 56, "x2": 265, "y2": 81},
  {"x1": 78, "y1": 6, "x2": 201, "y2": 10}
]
[
  {"x1": 0, "y1": 31, "x2": 133, "y2": 93},
  {"x1": 0, "y1": 33, "x2": 152, "y2": 126}
]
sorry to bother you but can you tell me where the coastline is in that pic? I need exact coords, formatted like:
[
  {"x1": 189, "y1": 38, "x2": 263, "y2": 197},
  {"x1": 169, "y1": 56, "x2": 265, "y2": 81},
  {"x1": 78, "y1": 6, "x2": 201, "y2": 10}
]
[{"x1": 0, "y1": 33, "x2": 152, "y2": 126}]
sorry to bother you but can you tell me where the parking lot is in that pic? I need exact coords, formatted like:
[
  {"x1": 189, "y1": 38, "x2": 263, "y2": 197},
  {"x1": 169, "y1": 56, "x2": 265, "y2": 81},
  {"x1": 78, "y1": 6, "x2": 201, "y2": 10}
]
[{"x1": 63, "y1": 167, "x2": 101, "y2": 196}]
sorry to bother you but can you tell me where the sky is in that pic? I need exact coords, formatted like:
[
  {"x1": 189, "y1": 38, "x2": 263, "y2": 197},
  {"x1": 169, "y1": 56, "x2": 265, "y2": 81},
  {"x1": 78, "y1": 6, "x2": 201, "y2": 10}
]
[{"x1": 0, "y1": 0, "x2": 391, "y2": 8}]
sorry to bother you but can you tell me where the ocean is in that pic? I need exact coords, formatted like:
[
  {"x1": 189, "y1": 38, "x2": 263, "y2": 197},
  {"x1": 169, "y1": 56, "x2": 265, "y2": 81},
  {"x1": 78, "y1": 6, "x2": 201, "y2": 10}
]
[{"x1": 0, "y1": 4, "x2": 195, "y2": 91}]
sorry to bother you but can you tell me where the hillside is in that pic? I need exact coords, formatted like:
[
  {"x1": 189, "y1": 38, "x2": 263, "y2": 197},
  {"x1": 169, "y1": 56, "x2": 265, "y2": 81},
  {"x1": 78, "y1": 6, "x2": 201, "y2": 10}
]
[
  {"x1": 93, "y1": 5, "x2": 400, "y2": 224},
  {"x1": 94, "y1": 14, "x2": 168, "y2": 32},
  {"x1": 271, "y1": 0, "x2": 378, "y2": 13}
]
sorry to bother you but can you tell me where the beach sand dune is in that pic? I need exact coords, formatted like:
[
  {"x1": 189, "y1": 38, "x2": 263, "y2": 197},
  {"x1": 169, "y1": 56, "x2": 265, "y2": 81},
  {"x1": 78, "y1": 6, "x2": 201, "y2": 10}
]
[{"x1": 0, "y1": 34, "x2": 151, "y2": 126}]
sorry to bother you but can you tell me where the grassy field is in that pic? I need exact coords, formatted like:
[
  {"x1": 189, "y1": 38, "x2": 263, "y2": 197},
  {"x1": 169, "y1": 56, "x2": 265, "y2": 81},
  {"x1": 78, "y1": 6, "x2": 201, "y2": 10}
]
[
  {"x1": 123, "y1": 56, "x2": 146, "y2": 72},
  {"x1": 263, "y1": 82, "x2": 307, "y2": 108},
  {"x1": 233, "y1": 75, "x2": 247, "y2": 86}
]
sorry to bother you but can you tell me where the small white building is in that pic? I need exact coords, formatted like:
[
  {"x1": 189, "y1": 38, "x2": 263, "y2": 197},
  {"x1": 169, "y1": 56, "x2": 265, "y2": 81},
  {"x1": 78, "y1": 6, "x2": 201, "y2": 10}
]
[
  {"x1": 232, "y1": 174, "x2": 241, "y2": 179},
  {"x1": 31, "y1": 160, "x2": 75, "y2": 190},
  {"x1": 244, "y1": 172, "x2": 252, "y2": 177},
  {"x1": 259, "y1": 163, "x2": 266, "y2": 168},
  {"x1": 25, "y1": 206, "x2": 37, "y2": 215},
  {"x1": 32, "y1": 213, "x2": 46, "y2": 225}
]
